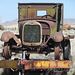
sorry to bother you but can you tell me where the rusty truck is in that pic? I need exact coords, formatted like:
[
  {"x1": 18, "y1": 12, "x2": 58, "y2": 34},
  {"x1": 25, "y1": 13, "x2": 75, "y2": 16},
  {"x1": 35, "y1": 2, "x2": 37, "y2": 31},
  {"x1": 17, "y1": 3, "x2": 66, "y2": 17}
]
[{"x1": 0, "y1": 3, "x2": 73, "y2": 75}]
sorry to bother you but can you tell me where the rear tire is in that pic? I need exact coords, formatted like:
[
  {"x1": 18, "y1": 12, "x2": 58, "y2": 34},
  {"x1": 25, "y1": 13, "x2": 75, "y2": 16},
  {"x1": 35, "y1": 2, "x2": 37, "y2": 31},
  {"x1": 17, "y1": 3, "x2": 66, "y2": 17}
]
[{"x1": 63, "y1": 40, "x2": 71, "y2": 60}]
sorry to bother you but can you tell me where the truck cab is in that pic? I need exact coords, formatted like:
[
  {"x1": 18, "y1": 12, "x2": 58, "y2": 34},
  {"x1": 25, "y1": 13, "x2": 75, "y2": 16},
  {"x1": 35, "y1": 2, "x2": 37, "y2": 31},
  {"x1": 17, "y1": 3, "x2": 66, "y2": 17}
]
[{"x1": 18, "y1": 3, "x2": 63, "y2": 47}]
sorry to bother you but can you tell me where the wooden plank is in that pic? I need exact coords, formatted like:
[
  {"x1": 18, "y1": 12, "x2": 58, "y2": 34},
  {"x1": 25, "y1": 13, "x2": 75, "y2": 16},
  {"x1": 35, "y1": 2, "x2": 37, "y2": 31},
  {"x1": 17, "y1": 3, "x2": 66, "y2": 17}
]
[{"x1": 0, "y1": 60, "x2": 18, "y2": 69}]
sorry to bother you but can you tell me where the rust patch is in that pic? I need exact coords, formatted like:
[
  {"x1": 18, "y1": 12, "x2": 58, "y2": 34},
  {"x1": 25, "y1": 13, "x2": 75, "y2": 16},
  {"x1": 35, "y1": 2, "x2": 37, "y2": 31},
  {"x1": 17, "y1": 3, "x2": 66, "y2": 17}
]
[{"x1": 1, "y1": 31, "x2": 21, "y2": 45}]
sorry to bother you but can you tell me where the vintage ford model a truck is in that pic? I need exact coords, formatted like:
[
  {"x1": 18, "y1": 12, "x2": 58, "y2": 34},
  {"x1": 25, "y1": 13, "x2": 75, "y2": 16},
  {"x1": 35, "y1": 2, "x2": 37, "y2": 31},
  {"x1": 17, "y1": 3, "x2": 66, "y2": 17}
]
[{"x1": 0, "y1": 3, "x2": 72, "y2": 75}]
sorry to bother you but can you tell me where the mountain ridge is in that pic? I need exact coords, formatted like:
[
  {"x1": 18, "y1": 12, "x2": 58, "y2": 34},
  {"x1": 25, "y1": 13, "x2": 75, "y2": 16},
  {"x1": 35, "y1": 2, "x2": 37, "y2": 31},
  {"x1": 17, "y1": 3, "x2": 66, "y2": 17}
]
[
  {"x1": 3, "y1": 19, "x2": 18, "y2": 26},
  {"x1": 64, "y1": 19, "x2": 75, "y2": 25}
]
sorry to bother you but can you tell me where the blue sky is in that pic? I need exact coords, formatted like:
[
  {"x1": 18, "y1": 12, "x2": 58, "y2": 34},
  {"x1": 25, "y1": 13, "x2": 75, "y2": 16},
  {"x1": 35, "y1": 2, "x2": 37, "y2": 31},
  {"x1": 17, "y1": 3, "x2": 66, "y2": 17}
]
[{"x1": 0, "y1": 0, "x2": 75, "y2": 23}]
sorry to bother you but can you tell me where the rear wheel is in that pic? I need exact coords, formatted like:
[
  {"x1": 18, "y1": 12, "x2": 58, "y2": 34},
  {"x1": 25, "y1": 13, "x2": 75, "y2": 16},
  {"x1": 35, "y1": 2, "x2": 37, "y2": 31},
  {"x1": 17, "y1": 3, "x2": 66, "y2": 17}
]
[{"x1": 63, "y1": 40, "x2": 71, "y2": 60}]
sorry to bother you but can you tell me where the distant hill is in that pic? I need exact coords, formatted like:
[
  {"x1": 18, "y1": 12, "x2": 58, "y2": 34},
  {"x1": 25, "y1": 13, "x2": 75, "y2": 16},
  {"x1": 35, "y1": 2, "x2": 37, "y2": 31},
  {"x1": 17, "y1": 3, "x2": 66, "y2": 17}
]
[
  {"x1": 3, "y1": 19, "x2": 18, "y2": 26},
  {"x1": 3, "y1": 19, "x2": 75, "y2": 26},
  {"x1": 64, "y1": 19, "x2": 75, "y2": 25}
]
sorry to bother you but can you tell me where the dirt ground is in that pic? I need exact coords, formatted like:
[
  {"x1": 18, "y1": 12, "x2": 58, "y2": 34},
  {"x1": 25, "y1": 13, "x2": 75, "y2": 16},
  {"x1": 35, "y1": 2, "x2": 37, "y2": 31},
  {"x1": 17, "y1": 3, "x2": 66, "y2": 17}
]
[{"x1": 0, "y1": 26, "x2": 75, "y2": 75}]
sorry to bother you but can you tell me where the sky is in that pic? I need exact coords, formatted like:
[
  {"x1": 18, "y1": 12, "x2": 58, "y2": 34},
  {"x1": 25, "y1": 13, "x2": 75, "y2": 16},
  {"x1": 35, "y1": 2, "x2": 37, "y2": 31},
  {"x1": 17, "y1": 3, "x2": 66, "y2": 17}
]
[{"x1": 0, "y1": 0, "x2": 75, "y2": 23}]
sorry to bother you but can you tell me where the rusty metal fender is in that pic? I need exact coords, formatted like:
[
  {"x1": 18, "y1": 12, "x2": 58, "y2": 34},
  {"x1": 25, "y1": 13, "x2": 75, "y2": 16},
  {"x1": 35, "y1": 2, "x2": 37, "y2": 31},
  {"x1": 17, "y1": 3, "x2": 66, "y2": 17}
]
[
  {"x1": 41, "y1": 32, "x2": 63, "y2": 47},
  {"x1": 1, "y1": 31, "x2": 21, "y2": 45},
  {"x1": 51, "y1": 32, "x2": 63, "y2": 42}
]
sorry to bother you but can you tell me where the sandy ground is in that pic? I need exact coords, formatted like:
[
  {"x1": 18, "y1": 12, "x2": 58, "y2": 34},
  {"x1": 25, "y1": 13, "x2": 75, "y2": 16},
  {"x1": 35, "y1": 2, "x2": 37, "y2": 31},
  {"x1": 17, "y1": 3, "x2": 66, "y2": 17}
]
[{"x1": 0, "y1": 25, "x2": 75, "y2": 75}]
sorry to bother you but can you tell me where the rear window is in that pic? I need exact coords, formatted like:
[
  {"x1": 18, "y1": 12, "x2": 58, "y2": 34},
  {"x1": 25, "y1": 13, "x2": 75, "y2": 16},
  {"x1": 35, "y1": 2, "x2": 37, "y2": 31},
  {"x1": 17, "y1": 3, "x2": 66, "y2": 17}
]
[{"x1": 37, "y1": 10, "x2": 47, "y2": 16}]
